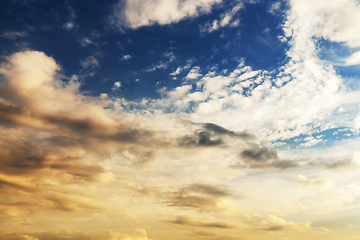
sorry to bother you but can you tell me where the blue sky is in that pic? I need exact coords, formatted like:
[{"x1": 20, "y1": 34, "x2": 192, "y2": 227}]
[{"x1": 1, "y1": 0, "x2": 360, "y2": 239}]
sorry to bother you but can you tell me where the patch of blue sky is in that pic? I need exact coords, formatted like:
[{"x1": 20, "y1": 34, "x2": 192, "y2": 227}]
[
  {"x1": 276, "y1": 127, "x2": 359, "y2": 150},
  {"x1": 317, "y1": 39, "x2": 360, "y2": 89}
]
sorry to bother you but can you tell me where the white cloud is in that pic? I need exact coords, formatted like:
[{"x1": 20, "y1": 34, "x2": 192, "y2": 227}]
[
  {"x1": 156, "y1": 0, "x2": 360, "y2": 144},
  {"x1": 63, "y1": 22, "x2": 75, "y2": 30},
  {"x1": 269, "y1": 1, "x2": 281, "y2": 15},
  {"x1": 170, "y1": 59, "x2": 194, "y2": 79},
  {"x1": 299, "y1": 136, "x2": 326, "y2": 147},
  {"x1": 168, "y1": 85, "x2": 192, "y2": 100},
  {"x1": 121, "y1": 54, "x2": 132, "y2": 61},
  {"x1": 170, "y1": 66, "x2": 183, "y2": 76},
  {"x1": 168, "y1": 54, "x2": 341, "y2": 142},
  {"x1": 185, "y1": 66, "x2": 202, "y2": 80},
  {"x1": 112, "y1": 81, "x2": 121, "y2": 91},
  {"x1": 344, "y1": 51, "x2": 360, "y2": 66},
  {"x1": 287, "y1": 0, "x2": 360, "y2": 48},
  {"x1": 200, "y1": 3, "x2": 243, "y2": 34},
  {"x1": 110, "y1": 0, "x2": 223, "y2": 29}
]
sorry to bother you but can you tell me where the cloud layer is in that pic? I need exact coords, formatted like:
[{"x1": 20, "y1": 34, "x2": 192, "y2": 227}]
[{"x1": 2, "y1": 0, "x2": 360, "y2": 239}]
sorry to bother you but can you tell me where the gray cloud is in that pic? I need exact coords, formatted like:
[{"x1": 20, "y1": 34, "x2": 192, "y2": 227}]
[
  {"x1": 229, "y1": 144, "x2": 301, "y2": 170},
  {"x1": 203, "y1": 123, "x2": 253, "y2": 139},
  {"x1": 168, "y1": 216, "x2": 235, "y2": 229},
  {"x1": 165, "y1": 183, "x2": 233, "y2": 211},
  {"x1": 240, "y1": 146, "x2": 278, "y2": 162}
]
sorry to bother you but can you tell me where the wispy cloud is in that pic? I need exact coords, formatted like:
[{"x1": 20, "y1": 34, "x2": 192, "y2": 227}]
[
  {"x1": 63, "y1": 6, "x2": 77, "y2": 31},
  {"x1": 144, "y1": 51, "x2": 176, "y2": 72},
  {"x1": 0, "y1": 31, "x2": 28, "y2": 39},
  {"x1": 78, "y1": 37, "x2": 97, "y2": 47},
  {"x1": 80, "y1": 56, "x2": 99, "y2": 69},
  {"x1": 200, "y1": 2, "x2": 243, "y2": 34}
]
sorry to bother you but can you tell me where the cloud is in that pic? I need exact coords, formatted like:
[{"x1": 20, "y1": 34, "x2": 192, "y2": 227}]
[
  {"x1": 268, "y1": 1, "x2": 282, "y2": 15},
  {"x1": 165, "y1": 183, "x2": 233, "y2": 211},
  {"x1": 241, "y1": 146, "x2": 278, "y2": 162},
  {"x1": 185, "y1": 66, "x2": 202, "y2": 80},
  {"x1": 230, "y1": 143, "x2": 299, "y2": 170},
  {"x1": 0, "y1": 234, "x2": 39, "y2": 240},
  {"x1": 288, "y1": 0, "x2": 360, "y2": 48},
  {"x1": 0, "y1": 31, "x2": 28, "y2": 39},
  {"x1": 170, "y1": 59, "x2": 194, "y2": 79},
  {"x1": 121, "y1": 55, "x2": 132, "y2": 61},
  {"x1": 160, "y1": 0, "x2": 347, "y2": 142},
  {"x1": 63, "y1": 6, "x2": 77, "y2": 31},
  {"x1": 246, "y1": 214, "x2": 312, "y2": 232},
  {"x1": 110, "y1": 0, "x2": 223, "y2": 29},
  {"x1": 168, "y1": 216, "x2": 235, "y2": 228},
  {"x1": 1, "y1": 46, "x2": 359, "y2": 239},
  {"x1": 170, "y1": 66, "x2": 183, "y2": 77},
  {"x1": 0, "y1": 230, "x2": 151, "y2": 240},
  {"x1": 344, "y1": 51, "x2": 360, "y2": 66},
  {"x1": 169, "y1": 214, "x2": 313, "y2": 233},
  {"x1": 112, "y1": 81, "x2": 122, "y2": 91},
  {"x1": 200, "y1": 3, "x2": 243, "y2": 34},
  {"x1": 290, "y1": 174, "x2": 330, "y2": 186},
  {"x1": 168, "y1": 85, "x2": 192, "y2": 100},
  {"x1": 144, "y1": 52, "x2": 176, "y2": 72},
  {"x1": 80, "y1": 56, "x2": 99, "y2": 69},
  {"x1": 277, "y1": 181, "x2": 360, "y2": 215},
  {"x1": 78, "y1": 38, "x2": 96, "y2": 47},
  {"x1": 324, "y1": 151, "x2": 360, "y2": 170}
]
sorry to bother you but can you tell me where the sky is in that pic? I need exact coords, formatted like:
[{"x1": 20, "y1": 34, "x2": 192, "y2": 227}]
[{"x1": 1, "y1": 0, "x2": 360, "y2": 239}]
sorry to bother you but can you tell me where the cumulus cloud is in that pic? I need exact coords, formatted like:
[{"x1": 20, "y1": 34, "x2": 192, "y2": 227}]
[
  {"x1": 168, "y1": 85, "x2": 192, "y2": 100},
  {"x1": 170, "y1": 59, "x2": 194, "y2": 79},
  {"x1": 324, "y1": 151, "x2": 360, "y2": 170},
  {"x1": 344, "y1": 51, "x2": 360, "y2": 66},
  {"x1": 110, "y1": 0, "x2": 223, "y2": 29},
  {"x1": 185, "y1": 66, "x2": 202, "y2": 80}
]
